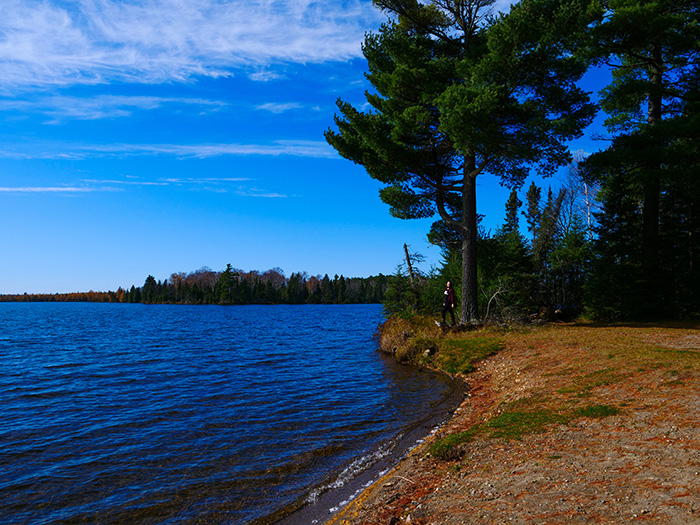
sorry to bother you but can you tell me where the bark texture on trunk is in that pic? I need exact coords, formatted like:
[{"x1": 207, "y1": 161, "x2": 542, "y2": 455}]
[
  {"x1": 461, "y1": 159, "x2": 479, "y2": 324},
  {"x1": 642, "y1": 44, "x2": 663, "y2": 312}
]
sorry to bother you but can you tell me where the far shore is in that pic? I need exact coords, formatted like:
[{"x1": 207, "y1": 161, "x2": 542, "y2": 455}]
[{"x1": 326, "y1": 320, "x2": 700, "y2": 524}]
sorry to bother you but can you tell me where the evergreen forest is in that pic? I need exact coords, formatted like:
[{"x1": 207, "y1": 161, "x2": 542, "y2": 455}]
[
  {"x1": 0, "y1": 267, "x2": 387, "y2": 306},
  {"x1": 328, "y1": 0, "x2": 699, "y2": 323}
]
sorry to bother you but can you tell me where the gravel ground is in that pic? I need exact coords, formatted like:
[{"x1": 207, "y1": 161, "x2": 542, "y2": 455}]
[{"x1": 327, "y1": 324, "x2": 700, "y2": 524}]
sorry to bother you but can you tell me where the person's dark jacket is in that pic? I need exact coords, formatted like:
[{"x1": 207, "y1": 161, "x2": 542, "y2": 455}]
[{"x1": 443, "y1": 287, "x2": 455, "y2": 307}]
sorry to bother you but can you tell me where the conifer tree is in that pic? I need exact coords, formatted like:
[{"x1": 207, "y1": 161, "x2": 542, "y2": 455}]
[
  {"x1": 216, "y1": 264, "x2": 235, "y2": 304},
  {"x1": 327, "y1": 0, "x2": 595, "y2": 322},
  {"x1": 503, "y1": 189, "x2": 521, "y2": 235},
  {"x1": 584, "y1": 0, "x2": 700, "y2": 314},
  {"x1": 142, "y1": 275, "x2": 157, "y2": 304}
]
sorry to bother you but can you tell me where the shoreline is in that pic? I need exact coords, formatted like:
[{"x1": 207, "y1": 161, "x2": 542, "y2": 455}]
[
  {"x1": 323, "y1": 376, "x2": 473, "y2": 525},
  {"x1": 269, "y1": 366, "x2": 467, "y2": 525},
  {"x1": 320, "y1": 322, "x2": 700, "y2": 524}
]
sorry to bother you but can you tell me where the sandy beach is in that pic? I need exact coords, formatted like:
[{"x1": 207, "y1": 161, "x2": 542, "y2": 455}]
[{"x1": 326, "y1": 323, "x2": 700, "y2": 524}]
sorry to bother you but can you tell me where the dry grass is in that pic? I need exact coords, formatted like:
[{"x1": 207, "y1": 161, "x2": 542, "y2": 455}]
[{"x1": 377, "y1": 315, "x2": 503, "y2": 371}]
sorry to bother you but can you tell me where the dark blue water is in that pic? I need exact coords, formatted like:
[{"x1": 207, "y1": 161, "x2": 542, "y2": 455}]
[{"x1": 0, "y1": 303, "x2": 460, "y2": 524}]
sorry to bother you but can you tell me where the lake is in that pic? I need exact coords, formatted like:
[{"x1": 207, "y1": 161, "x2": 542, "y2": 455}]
[{"x1": 0, "y1": 303, "x2": 462, "y2": 524}]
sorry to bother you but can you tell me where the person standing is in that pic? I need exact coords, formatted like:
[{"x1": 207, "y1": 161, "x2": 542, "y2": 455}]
[{"x1": 441, "y1": 281, "x2": 456, "y2": 326}]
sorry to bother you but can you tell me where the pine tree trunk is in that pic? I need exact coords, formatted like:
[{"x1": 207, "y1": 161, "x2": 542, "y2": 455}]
[
  {"x1": 461, "y1": 159, "x2": 479, "y2": 324},
  {"x1": 642, "y1": 43, "x2": 663, "y2": 312}
]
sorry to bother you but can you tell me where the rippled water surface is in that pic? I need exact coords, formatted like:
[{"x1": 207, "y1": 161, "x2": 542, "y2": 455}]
[{"x1": 0, "y1": 303, "x2": 457, "y2": 524}]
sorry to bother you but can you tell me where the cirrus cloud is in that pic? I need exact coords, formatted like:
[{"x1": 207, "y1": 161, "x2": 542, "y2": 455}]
[
  {"x1": 0, "y1": 176, "x2": 287, "y2": 197},
  {"x1": 0, "y1": 94, "x2": 228, "y2": 122},
  {"x1": 0, "y1": 139, "x2": 337, "y2": 160},
  {"x1": 0, "y1": 0, "x2": 383, "y2": 88}
]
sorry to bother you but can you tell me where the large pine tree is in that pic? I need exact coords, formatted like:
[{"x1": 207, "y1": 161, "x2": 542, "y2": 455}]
[
  {"x1": 584, "y1": 0, "x2": 700, "y2": 316},
  {"x1": 326, "y1": 0, "x2": 595, "y2": 323}
]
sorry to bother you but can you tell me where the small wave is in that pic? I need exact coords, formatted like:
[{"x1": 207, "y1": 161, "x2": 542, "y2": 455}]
[
  {"x1": 13, "y1": 390, "x2": 74, "y2": 400},
  {"x1": 44, "y1": 362, "x2": 84, "y2": 369},
  {"x1": 304, "y1": 435, "x2": 400, "y2": 504}
]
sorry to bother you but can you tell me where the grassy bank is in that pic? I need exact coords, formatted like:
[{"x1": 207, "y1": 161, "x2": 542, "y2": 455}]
[
  {"x1": 378, "y1": 317, "x2": 700, "y2": 462},
  {"x1": 364, "y1": 317, "x2": 700, "y2": 518},
  {"x1": 377, "y1": 316, "x2": 505, "y2": 374}
]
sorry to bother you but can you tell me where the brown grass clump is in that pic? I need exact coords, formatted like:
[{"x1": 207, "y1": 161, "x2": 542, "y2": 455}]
[
  {"x1": 377, "y1": 316, "x2": 504, "y2": 371},
  {"x1": 376, "y1": 315, "x2": 439, "y2": 363}
]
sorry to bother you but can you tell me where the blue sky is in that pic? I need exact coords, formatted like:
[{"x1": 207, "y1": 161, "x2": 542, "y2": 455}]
[{"x1": 0, "y1": 0, "x2": 605, "y2": 294}]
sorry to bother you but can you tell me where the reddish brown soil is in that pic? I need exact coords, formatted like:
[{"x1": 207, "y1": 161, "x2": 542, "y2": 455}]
[{"x1": 327, "y1": 323, "x2": 700, "y2": 524}]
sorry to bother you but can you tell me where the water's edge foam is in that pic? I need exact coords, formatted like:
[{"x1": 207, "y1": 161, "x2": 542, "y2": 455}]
[{"x1": 264, "y1": 369, "x2": 467, "y2": 525}]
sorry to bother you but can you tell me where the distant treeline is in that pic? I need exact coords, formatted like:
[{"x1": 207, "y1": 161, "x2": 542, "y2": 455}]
[
  {"x1": 0, "y1": 265, "x2": 388, "y2": 305},
  {"x1": 0, "y1": 291, "x2": 122, "y2": 303}
]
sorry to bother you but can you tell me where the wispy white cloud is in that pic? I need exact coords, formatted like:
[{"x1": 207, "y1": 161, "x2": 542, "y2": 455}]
[
  {"x1": 0, "y1": 176, "x2": 286, "y2": 197},
  {"x1": 80, "y1": 178, "x2": 169, "y2": 186},
  {"x1": 149, "y1": 176, "x2": 287, "y2": 196},
  {"x1": 0, "y1": 0, "x2": 382, "y2": 88},
  {"x1": 78, "y1": 140, "x2": 336, "y2": 159},
  {"x1": 256, "y1": 102, "x2": 305, "y2": 114},
  {"x1": 0, "y1": 186, "x2": 101, "y2": 193},
  {"x1": 248, "y1": 69, "x2": 286, "y2": 82},
  {"x1": 161, "y1": 177, "x2": 253, "y2": 184},
  {"x1": 0, "y1": 140, "x2": 336, "y2": 160},
  {"x1": 234, "y1": 188, "x2": 288, "y2": 198},
  {"x1": 0, "y1": 94, "x2": 227, "y2": 122}
]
